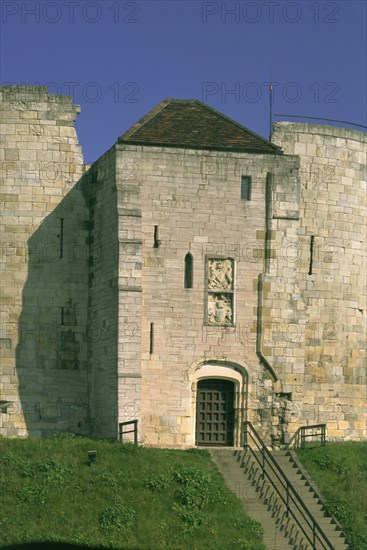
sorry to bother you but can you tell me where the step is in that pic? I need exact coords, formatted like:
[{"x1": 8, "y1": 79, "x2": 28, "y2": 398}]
[
  {"x1": 210, "y1": 448, "x2": 349, "y2": 550},
  {"x1": 211, "y1": 451, "x2": 295, "y2": 549}
]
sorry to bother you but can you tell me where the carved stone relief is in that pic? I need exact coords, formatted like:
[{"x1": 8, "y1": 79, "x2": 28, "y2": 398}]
[
  {"x1": 207, "y1": 258, "x2": 234, "y2": 325},
  {"x1": 208, "y1": 294, "x2": 233, "y2": 325},
  {"x1": 208, "y1": 259, "x2": 233, "y2": 290}
]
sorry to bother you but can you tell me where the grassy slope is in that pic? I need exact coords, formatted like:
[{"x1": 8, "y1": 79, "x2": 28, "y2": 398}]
[
  {"x1": 296, "y1": 442, "x2": 367, "y2": 550},
  {"x1": 0, "y1": 435, "x2": 264, "y2": 550}
]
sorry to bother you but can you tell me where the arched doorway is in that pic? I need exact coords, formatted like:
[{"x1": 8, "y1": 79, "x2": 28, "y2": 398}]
[{"x1": 195, "y1": 378, "x2": 235, "y2": 446}]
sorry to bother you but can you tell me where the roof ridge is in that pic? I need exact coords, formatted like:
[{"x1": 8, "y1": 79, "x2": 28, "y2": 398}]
[
  {"x1": 194, "y1": 100, "x2": 279, "y2": 150},
  {"x1": 118, "y1": 98, "x2": 282, "y2": 154},
  {"x1": 119, "y1": 99, "x2": 171, "y2": 140}
]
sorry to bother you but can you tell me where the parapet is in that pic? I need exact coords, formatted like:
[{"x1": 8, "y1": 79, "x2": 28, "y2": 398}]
[
  {"x1": 0, "y1": 85, "x2": 81, "y2": 124},
  {"x1": 273, "y1": 120, "x2": 367, "y2": 143}
]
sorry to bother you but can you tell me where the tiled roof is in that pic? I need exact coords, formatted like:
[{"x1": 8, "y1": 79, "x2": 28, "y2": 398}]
[{"x1": 118, "y1": 99, "x2": 282, "y2": 154}]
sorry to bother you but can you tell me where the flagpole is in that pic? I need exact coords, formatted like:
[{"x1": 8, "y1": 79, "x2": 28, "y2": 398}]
[{"x1": 269, "y1": 66, "x2": 273, "y2": 140}]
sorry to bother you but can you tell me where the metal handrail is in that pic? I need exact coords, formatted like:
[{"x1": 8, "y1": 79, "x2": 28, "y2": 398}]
[
  {"x1": 119, "y1": 419, "x2": 138, "y2": 445},
  {"x1": 243, "y1": 421, "x2": 334, "y2": 549},
  {"x1": 287, "y1": 424, "x2": 326, "y2": 450},
  {"x1": 274, "y1": 113, "x2": 367, "y2": 130}
]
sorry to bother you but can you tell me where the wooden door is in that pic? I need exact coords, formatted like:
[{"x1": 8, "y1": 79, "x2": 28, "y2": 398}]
[{"x1": 196, "y1": 379, "x2": 234, "y2": 446}]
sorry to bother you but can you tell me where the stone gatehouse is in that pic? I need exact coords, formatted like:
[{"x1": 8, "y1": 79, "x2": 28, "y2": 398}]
[{"x1": 0, "y1": 86, "x2": 366, "y2": 446}]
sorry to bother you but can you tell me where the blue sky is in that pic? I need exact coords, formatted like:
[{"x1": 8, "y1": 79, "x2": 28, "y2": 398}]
[{"x1": 1, "y1": 0, "x2": 366, "y2": 163}]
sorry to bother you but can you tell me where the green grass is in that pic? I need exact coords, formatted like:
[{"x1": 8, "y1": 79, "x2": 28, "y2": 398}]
[
  {"x1": 0, "y1": 435, "x2": 265, "y2": 550},
  {"x1": 296, "y1": 441, "x2": 367, "y2": 550}
]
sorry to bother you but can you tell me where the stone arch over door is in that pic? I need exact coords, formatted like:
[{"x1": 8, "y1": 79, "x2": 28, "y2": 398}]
[{"x1": 192, "y1": 362, "x2": 248, "y2": 447}]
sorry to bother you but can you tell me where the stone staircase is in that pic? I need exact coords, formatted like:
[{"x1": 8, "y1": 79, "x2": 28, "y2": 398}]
[{"x1": 210, "y1": 448, "x2": 349, "y2": 550}]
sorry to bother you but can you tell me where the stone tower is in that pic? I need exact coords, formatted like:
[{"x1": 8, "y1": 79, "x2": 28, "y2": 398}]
[
  {"x1": 0, "y1": 86, "x2": 88, "y2": 435},
  {"x1": 1, "y1": 87, "x2": 366, "y2": 444}
]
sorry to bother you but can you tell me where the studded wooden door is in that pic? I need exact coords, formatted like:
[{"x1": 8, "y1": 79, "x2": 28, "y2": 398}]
[{"x1": 196, "y1": 379, "x2": 235, "y2": 446}]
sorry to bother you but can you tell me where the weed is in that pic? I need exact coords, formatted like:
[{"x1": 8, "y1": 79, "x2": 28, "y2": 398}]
[
  {"x1": 244, "y1": 517, "x2": 264, "y2": 537},
  {"x1": 119, "y1": 442, "x2": 140, "y2": 454},
  {"x1": 185, "y1": 448, "x2": 211, "y2": 458},
  {"x1": 0, "y1": 436, "x2": 266, "y2": 549},
  {"x1": 20, "y1": 458, "x2": 71, "y2": 482},
  {"x1": 304, "y1": 448, "x2": 351, "y2": 475},
  {"x1": 145, "y1": 473, "x2": 171, "y2": 492},
  {"x1": 91, "y1": 471, "x2": 121, "y2": 488},
  {"x1": 99, "y1": 498, "x2": 137, "y2": 530},
  {"x1": 53, "y1": 432, "x2": 77, "y2": 440},
  {"x1": 16, "y1": 484, "x2": 48, "y2": 505},
  {"x1": 171, "y1": 502, "x2": 206, "y2": 532},
  {"x1": 0, "y1": 451, "x2": 23, "y2": 468},
  {"x1": 237, "y1": 539, "x2": 265, "y2": 550},
  {"x1": 297, "y1": 442, "x2": 367, "y2": 550},
  {"x1": 172, "y1": 465, "x2": 211, "y2": 486},
  {"x1": 170, "y1": 464, "x2": 229, "y2": 533}
]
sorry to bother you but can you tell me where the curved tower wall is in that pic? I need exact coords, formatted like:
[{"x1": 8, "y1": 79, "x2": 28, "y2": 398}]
[
  {"x1": 0, "y1": 86, "x2": 89, "y2": 436},
  {"x1": 269, "y1": 122, "x2": 366, "y2": 439}
]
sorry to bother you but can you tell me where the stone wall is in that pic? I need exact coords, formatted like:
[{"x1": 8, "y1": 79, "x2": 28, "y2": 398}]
[
  {"x1": 1, "y1": 87, "x2": 365, "y2": 444},
  {"x1": 268, "y1": 122, "x2": 366, "y2": 440},
  {"x1": 115, "y1": 147, "x2": 143, "y2": 438},
  {"x1": 81, "y1": 147, "x2": 119, "y2": 438},
  {"x1": 113, "y1": 129, "x2": 366, "y2": 446},
  {"x1": 0, "y1": 86, "x2": 89, "y2": 436},
  {"x1": 113, "y1": 144, "x2": 300, "y2": 446}
]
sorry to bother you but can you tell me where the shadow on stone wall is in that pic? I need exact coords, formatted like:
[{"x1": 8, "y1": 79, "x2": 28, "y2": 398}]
[{"x1": 15, "y1": 180, "x2": 91, "y2": 436}]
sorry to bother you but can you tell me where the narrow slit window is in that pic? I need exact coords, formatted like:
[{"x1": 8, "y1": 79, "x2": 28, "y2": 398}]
[
  {"x1": 61, "y1": 307, "x2": 65, "y2": 326},
  {"x1": 308, "y1": 236, "x2": 315, "y2": 275},
  {"x1": 59, "y1": 218, "x2": 64, "y2": 258},
  {"x1": 241, "y1": 176, "x2": 251, "y2": 201},
  {"x1": 153, "y1": 226, "x2": 160, "y2": 248},
  {"x1": 184, "y1": 253, "x2": 193, "y2": 289},
  {"x1": 149, "y1": 323, "x2": 154, "y2": 354}
]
